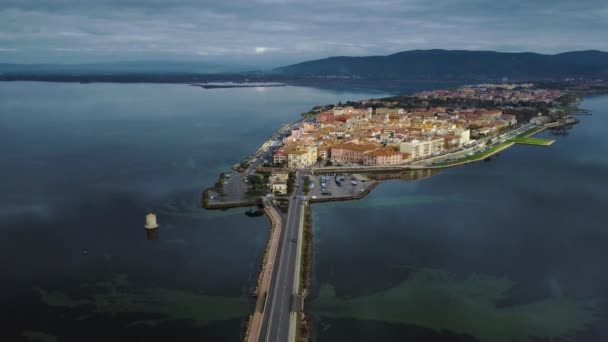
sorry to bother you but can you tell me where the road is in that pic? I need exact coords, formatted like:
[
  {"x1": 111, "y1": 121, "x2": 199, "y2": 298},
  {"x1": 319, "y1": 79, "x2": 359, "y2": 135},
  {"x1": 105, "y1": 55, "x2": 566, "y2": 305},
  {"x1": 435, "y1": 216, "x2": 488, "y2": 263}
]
[
  {"x1": 415, "y1": 123, "x2": 533, "y2": 166},
  {"x1": 259, "y1": 171, "x2": 304, "y2": 342}
]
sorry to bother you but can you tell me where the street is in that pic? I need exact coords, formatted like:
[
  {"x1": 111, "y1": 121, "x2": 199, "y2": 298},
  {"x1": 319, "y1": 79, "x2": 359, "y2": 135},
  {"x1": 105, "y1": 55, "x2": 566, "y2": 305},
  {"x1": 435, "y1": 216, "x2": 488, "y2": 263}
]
[{"x1": 259, "y1": 171, "x2": 304, "y2": 342}]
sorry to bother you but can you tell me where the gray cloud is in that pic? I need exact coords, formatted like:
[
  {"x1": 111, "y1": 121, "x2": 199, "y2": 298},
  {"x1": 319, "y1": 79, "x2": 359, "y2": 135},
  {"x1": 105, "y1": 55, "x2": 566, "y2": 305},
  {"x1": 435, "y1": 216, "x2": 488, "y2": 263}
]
[{"x1": 0, "y1": 0, "x2": 607, "y2": 65}]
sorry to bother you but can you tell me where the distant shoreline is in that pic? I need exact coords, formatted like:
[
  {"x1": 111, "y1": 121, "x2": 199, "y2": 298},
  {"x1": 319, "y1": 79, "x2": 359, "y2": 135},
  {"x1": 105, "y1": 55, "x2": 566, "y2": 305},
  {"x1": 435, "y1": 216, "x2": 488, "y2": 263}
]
[{"x1": 190, "y1": 83, "x2": 286, "y2": 89}]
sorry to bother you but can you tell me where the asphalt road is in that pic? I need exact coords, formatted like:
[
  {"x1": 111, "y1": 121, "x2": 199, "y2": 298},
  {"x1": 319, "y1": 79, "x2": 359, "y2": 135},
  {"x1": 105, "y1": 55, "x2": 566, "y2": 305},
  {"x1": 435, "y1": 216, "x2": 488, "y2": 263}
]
[{"x1": 260, "y1": 171, "x2": 304, "y2": 342}]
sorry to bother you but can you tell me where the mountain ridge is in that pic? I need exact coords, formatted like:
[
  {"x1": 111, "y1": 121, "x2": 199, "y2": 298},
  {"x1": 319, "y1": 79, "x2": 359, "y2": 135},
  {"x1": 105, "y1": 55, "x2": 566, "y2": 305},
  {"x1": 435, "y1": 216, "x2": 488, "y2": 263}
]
[{"x1": 273, "y1": 49, "x2": 608, "y2": 80}]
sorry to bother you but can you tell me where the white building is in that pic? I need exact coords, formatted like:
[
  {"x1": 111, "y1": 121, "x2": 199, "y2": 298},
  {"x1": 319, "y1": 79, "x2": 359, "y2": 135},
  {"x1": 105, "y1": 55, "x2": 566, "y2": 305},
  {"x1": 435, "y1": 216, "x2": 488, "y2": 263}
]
[
  {"x1": 333, "y1": 107, "x2": 345, "y2": 116},
  {"x1": 399, "y1": 138, "x2": 444, "y2": 160},
  {"x1": 287, "y1": 146, "x2": 318, "y2": 168},
  {"x1": 457, "y1": 129, "x2": 471, "y2": 146},
  {"x1": 366, "y1": 107, "x2": 373, "y2": 119}
]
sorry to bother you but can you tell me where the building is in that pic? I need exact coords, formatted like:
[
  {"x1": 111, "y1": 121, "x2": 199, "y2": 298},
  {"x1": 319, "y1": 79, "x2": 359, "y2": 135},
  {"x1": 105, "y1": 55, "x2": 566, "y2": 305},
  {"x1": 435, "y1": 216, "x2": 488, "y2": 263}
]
[
  {"x1": 273, "y1": 149, "x2": 288, "y2": 165},
  {"x1": 268, "y1": 171, "x2": 289, "y2": 195},
  {"x1": 331, "y1": 142, "x2": 379, "y2": 164},
  {"x1": 501, "y1": 114, "x2": 517, "y2": 126},
  {"x1": 530, "y1": 115, "x2": 550, "y2": 125},
  {"x1": 333, "y1": 107, "x2": 345, "y2": 116},
  {"x1": 399, "y1": 137, "x2": 444, "y2": 160},
  {"x1": 366, "y1": 107, "x2": 373, "y2": 119},
  {"x1": 270, "y1": 182, "x2": 287, "y2": 195},
  {"x1": 270, "y1": 171, "x2": 289, "y2": 182},
  {"x1": 316, "y1": 112, "x2": 335, "y2": 123},
  {"x1": 456, "y1": 129, "x2": 471, "y2": 146},
  {"x1": 287, "y1": 145, "x2": 318, "y2": 168},
  {"x1": 291, "y1": 128, "x2": 302, "y2": 139},
  {"x1": 363, "y1": 147, "x2": 409, "y2": 166}
]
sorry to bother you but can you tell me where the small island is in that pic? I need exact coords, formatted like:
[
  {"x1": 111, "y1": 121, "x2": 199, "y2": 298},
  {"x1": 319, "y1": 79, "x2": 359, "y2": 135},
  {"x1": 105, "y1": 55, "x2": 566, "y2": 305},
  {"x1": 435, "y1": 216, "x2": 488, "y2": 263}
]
[
  {"x1": 202, "y1": 82, "x2": 584, "y2": 342},
  {"x1": 190, "y1": 82, "x2": 286, "y2": 89}
]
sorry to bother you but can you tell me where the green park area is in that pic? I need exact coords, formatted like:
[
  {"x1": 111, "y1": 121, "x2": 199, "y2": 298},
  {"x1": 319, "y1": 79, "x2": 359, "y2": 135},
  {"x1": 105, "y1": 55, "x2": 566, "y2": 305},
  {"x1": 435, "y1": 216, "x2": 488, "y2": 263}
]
[
  {"x1": 434, "y1": 126, "x2": 554, "y2": 167},
  {"x1": 513, "y1": 136, "x2": 554, "y2": 146}
]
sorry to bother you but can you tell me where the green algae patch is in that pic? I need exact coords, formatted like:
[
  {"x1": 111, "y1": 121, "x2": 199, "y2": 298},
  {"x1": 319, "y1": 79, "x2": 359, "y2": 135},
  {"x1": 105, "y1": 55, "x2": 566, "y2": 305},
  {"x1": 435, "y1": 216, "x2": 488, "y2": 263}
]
[
  {"x1": 36, "y1": 288, "x2": 91, "y2": 308},
  {"x1": 22, "y1": 331, "x2": 58, "y2": 342},
  {"x1": 311, "y1": 269, "x2": 600, "y2": 342},
  {"x1": 37, "y1": 275, "x2": 250, "y2": 326},
  {"x1": 316, "y1": 195, "x2": 466, "y2": 213}
]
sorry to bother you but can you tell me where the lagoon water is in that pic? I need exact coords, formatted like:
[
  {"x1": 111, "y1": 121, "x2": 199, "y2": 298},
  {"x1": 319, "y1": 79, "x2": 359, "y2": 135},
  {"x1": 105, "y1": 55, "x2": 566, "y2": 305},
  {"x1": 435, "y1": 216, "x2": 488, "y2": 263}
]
[
  {"x1": 1, "y1": 81, "x2": 607, "y2": 342},
  {"x1": 310, "y1": 96, "x2": 608, "y2": 341},
  {"x1": 0, "y1": 82, "x2": 386, "y2": 341}
]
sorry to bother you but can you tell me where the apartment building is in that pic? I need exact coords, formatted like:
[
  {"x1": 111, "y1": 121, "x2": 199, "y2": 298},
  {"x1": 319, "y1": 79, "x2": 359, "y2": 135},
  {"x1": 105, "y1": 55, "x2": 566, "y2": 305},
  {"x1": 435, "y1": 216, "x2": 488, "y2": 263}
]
[
  {"x1": 363, "y1": 147, "x2": 409, "y2": 166},
  {"x1": 331, "y1": 142, "x2": 379, "y2": 164},
  {"x1": 287, "y1": 145, "x2": 318, "y2": 168},
  {"x1": 399, "y1": 137, "x2": 444, "y2": 160}
]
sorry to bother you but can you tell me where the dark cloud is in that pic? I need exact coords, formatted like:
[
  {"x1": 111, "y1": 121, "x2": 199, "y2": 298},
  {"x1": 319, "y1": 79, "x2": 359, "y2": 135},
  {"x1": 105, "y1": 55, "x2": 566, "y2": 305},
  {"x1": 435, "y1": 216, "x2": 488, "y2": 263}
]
[{"x1": 0, "y1": 0, "x2": 606, "y2": 64}]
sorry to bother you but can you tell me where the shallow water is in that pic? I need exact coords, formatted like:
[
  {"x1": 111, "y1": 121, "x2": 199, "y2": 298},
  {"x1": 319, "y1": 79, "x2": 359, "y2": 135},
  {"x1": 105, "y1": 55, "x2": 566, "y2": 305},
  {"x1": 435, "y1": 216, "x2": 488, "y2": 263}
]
[
  {"x1": 310, "y1": 96, "x2": 608, "y2": 341},
  {"x1": 0, "y1": 82, "x2": 387, "y2": 341}
]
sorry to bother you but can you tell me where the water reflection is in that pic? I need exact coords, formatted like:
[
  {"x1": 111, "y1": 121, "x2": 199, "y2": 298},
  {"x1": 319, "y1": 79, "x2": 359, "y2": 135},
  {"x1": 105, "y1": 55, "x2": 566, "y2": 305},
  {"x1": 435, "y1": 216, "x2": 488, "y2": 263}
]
[{"x1": 146, "y1": 228, "x2": 159, "y2": 240}]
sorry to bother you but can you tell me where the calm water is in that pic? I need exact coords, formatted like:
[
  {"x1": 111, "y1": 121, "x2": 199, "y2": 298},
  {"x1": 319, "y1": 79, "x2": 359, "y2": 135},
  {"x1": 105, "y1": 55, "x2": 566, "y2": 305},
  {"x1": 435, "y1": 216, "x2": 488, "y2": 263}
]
[
  {"x1": 0, "y1": 82, "x2": 387, "y2": 341},
  {"x1": 310, "y1": 96, "x2": 608, "y2": 341}
]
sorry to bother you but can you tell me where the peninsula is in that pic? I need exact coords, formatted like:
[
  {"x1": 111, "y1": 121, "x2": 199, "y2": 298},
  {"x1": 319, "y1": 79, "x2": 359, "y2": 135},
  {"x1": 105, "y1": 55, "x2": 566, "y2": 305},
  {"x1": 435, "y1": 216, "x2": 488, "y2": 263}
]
[{"x1": 202, "y1": 82, "x2": 582, "y2": 342}]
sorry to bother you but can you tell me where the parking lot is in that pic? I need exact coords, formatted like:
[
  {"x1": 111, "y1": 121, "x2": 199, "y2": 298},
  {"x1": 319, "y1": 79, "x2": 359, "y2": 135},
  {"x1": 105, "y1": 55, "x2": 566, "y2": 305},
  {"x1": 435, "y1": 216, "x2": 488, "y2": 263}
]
[{"x1": 306, "y1": 173, "x2": 373, "y2": 199}]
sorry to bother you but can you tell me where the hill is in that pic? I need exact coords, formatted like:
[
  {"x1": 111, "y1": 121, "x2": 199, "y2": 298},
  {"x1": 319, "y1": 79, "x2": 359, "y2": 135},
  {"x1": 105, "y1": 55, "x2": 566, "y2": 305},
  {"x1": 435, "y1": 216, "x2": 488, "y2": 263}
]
[{"x1": 273, "y1": 49, "x2": 608, "y2": 80}]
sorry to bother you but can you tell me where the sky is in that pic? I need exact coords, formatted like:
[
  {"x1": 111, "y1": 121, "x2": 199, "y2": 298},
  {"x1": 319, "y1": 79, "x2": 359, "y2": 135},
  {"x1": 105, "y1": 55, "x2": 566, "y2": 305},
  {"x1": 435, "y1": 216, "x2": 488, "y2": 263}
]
[{"x1": 0, "y1": 0, "x2": 607, "y2": 67}]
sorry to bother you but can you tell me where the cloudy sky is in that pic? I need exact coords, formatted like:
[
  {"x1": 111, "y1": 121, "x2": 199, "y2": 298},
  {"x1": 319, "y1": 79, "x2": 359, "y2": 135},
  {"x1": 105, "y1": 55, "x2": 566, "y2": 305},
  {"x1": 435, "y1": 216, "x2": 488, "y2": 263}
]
[{"x1": 0, "y1": 0, "x2": 607, "y2": 66}]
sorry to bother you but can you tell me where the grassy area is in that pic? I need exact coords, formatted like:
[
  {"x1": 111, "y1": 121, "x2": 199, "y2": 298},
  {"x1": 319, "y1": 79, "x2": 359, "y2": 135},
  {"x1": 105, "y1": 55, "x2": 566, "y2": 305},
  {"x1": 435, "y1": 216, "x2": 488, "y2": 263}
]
[
  {"x1": 513, "y1": 137, "x2": 554, "y2": 146},
  {"x1": 515, "y1": 126, "x2": 543, "y2": 138},
  {"x1": 296, "y1": 205, "x2": 313, "y2": 342},
  {"x1": 301, "y1": 112, "x2": 316, "y2": 119},
  {"x1": 303, "y1": 176, "x2": 310, "y2": 195},
  {"x1": 300, "y1": 205, "x2": 313, "y2": 295},
  {"x1": 434, "y1": 126, "x2": 550, "y2": 167},
  {"x1": 245, "y1": 173, "x2": 269, "y2": 197},
  {"x1": 287, "y1": 172, "x2": 296, "y2": 195},
  {"x1": 434, "y1": 140, "x2": 514, "y2": 167}
]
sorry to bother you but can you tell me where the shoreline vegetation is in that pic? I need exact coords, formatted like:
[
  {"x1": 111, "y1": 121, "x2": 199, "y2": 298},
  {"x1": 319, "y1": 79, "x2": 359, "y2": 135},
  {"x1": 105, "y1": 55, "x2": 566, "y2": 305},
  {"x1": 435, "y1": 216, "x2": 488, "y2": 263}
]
[{"x1": 296, "y1": 205, "x2": 314, "y2": 342}]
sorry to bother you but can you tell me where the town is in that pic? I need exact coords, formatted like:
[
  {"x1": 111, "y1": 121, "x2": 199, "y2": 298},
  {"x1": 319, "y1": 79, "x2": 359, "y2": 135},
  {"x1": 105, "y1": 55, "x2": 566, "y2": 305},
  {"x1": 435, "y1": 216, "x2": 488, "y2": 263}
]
[
  {"x1": 203, "y1": 83, "x2": 580, "y2": 342},
  {"x1": 265, "y1": 83, "x2": 575, "y2": 176}
]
